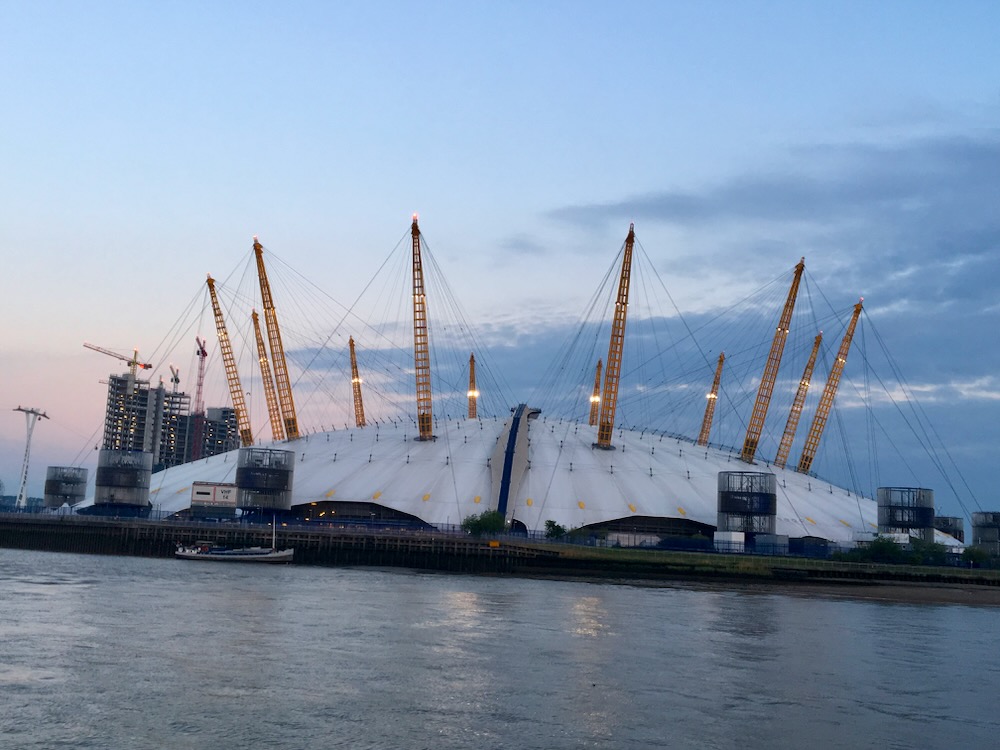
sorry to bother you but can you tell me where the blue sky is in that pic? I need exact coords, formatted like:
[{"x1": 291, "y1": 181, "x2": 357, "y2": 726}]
[{"x1": 1, "y1": 1, "x2": 998, "y2": 518}]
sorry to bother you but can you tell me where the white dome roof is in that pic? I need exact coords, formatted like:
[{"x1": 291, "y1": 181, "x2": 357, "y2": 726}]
[{"x1": 116, "y1": 410, "x2": 881, "y2": 543}]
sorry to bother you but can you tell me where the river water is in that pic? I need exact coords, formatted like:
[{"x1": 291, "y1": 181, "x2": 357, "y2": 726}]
[{"x1": 1, "y1": 548, "x2": 997, "y2": 749}]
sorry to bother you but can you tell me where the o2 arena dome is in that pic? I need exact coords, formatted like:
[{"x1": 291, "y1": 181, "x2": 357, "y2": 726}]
[{"x1": 77, "y1": 218, "x2": 968, "y2": 548}]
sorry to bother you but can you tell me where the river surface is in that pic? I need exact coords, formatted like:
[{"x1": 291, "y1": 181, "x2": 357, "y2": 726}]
[{"x1": 1, "y1": 548, "x2": 997, "y2": 749}]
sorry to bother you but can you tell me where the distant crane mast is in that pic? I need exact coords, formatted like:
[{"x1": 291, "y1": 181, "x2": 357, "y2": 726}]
[
  {"x1": 13, "y1": 406, "x2": 48, "y2": 509},
  {"x1": 697, "y1": 352, "x2": 725, "y2": 447},
  {"x1": 254, "y1": 237, "x2": 299, "y2": 440},
  {"x1": 411, "y1": 214, "x2": 434, "y2": 440},
  {"x1": 206, "y1": 274, "x2": 253, "y2": 447},
  {"x1": 190, "y1": 336, "x2": 208, "y2": 460},
  {"x1": 83, "y1": 342, "x2": 151, "y2": 393},
  {"x1": 741, "y1": 258, "x2": 805, "y2": 464},
  {"x1": 773, "y1": 332, "x2": 823, "y2": 469},
  {"x1": 797, "y1": 299, "x2": 864, "y2": 475},
  {"x1": 596, "y1": 223, "x2": 636, "y2": 449},
  {"x1": 588, "y1": 359, "x2": 603, "y2": 426},
  {"x1": 168, "y1": 365, "x2": 180, "y2": 393},
  {"x1": 349, "y1": 336, "x2": 366, "y2": 428},
  {"x1": 467, "y1": 353, "x2": 479, "y2": 420},
  {"x1": 252, "y1": 310, "x2": 285, "y2": 441}
]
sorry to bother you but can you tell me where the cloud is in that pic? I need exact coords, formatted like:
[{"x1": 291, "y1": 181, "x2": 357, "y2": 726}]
[
  {"x1": 550, "y1": 134, "x2": 1000, "y2": 231},
  {"x1": 497, "y1": 232, "x2": 548, "y2": 258}
]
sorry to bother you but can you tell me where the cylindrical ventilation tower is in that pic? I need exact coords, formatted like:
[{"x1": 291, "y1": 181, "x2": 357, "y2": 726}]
[
  {"x1": 43, "y1": 466, "x2": 89, "y2": 508},
  {"x1": 933, "y1": 516, "x2": 964, "y2": 544},
  {"x1": 236, "y1": 447, "x2": 295, "y2": 511},
  {"x1": 971, "y1": 512, "x2": 1000, "y2": 557},
  {"x1": 717, "y1": 471, "x2": 777, "y2": 535},
  {"x1": 94, "y1": 450, "x2": 153, "y2": 510},
  {"x1": 877, "y1": 487, "x2": 935, "y2": 543}
]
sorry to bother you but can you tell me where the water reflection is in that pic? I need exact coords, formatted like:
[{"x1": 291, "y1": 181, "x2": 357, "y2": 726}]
[
  {"x1": 571, "y1": 595, "x2": 609, "y2": 638},
  {"x1": 2, "y1": 550, "x2": 999, "y2": 750}
]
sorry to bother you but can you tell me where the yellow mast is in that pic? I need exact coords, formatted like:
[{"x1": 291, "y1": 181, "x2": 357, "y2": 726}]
[
  {"x1": 411, "y1": 215, "x2": 434, "y2": 440},
  {"x1": 773, "y1": 332, "x2": 822, "y2": 469},
  {"x1": 797, "y1": 300, "x2": 863, "y2": 474},
  {"x1": 467, "y1": 353, "x2": 479, "y2": 420},
  {"x1": 252, "y1": 310, "x2": 285, "y2": 441},
  {"x1": 588, "y1": 359, "x2": 603, "y2": 426},
  {"x1": 349, "y1": 336, "x2": 366, "y2": 428},
  {"x1": 253, "y1": 237, "x2": 299, "y2": 440},
  {"x1": 741, "y1": 258, "x2": 805, "y2": 463},
  {"x1": 206, "y1": 274, "x2": 253, "y2": 447},
  {"x1": 596, "y1": 224, "x2": 635, "y2": 449},
  {"x1": 697, "y1": 352, "x2": 725, "y2": 447}
]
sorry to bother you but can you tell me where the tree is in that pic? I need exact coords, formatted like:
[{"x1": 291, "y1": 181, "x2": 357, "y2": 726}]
[
  {"x1": 866, "y1": 535, "x2": 907, "y2": 564},
  {"x1": 544, "y1": 520, "x2": 568, "y2": 539},
  {"x1": 909, "y1": 538, "x2": 948, "y2": 566},
  {"x1": 962, "y1": 545, "x2": 990, "y2": 568},
  {"x1": 461, "y1": 510, "x2": 506, "y2": 537}
]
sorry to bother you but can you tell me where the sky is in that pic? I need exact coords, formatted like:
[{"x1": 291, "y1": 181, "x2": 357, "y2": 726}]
[{"x1": 1, "y1": 1, "x2": 998, "y2": 519}]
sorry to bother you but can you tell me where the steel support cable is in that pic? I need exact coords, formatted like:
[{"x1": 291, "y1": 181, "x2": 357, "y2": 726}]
[
  {"x1": 529, "y1": 249, "x2": 620, "y2": 414},
  {"x1": 547, "y1": 254, "x2": 623, "y2": 408},
  {"x1": 861, "y1": 319, "x2": 881, "y2": 493},
  {"x1": 860, "y1": 319, "x2": 959, "y2": 484},
  {"x1": 145, "y1": 285, "x2": 208, "y2": 376},
  {"x1": 273, "y1": 230, "x2": 412, "y2": 398},
  {"x1": 863, "y1": 312, "x2": 980, "y2": 515},
  {"x1": 419, "y1": 241, "x2": 515, "y2": 415},
  {"x1": 632, "y1": 252, "x2": 794, "y2": 444}
]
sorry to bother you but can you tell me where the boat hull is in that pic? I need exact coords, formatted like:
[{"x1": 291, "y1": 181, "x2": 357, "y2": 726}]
[{"x1": 175, "y1": 546, "x2": 294, "y2": 563}]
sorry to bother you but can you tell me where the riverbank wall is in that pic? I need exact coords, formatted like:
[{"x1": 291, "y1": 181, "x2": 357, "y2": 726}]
[
  {"x1": 3, "y1": 514, "x2": 1000, "y2": 594},
  {"x1": 0, "y1": 514, "x2": 552, "y2": 573}
]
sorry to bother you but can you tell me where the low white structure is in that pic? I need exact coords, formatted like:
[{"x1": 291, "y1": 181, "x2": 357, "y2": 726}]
[{"x1": 79, "y1": 407, "x2": 893, "y2": 544}]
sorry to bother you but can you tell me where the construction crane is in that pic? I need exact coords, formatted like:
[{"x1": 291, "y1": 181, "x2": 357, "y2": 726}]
[
  {"x1": 350, "y1": 336, "x2": 366, "y2": 428},
  {"x1": 252, "y1": 310, "x2": 285, "y2": 441},
  {"x1": 168, "y1": 365, "x2": 180, "y2": 393},
  {"x1": 797, "y1": 300, "x2": 864, "y2": 475},
  {"x1": 13, "y1": 406, "x2": 48, "y2": 509},
  {"x1": 596, "y1": 224, "x2": 636, "y2": 449},
  {"x1": 697, "y1": 352, "x2": 725, "y2": 447},
  {"x1": 740, "y1": 258, "x2": 805, "y2": 464},
  {"x1": 411, "y1": 214, "x2": 434, "y2": 440},
  {"x1": 190, "y1": 337, "x2": 208, "y2": 460},
  {"x1": 83, "y1": 342, "x2": 151, "y2": 392},
  {"x1": 467, "y1": 353, "x2": 479, "y2": 420},
  {"x1": 773, "y1": 332, "x2": 823, "y2": 469},
  {"x1": 206, "y1": 274, "x2": 253, "y2": 447},
  {"x1": 588, "y1": 359, "x2": 602, "y2": 426},
  {"x1": 253, "y1": 237, "x2": 299, "y2": 440}
]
